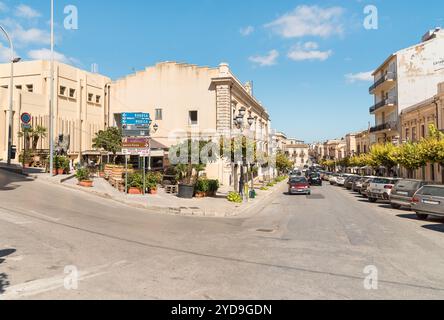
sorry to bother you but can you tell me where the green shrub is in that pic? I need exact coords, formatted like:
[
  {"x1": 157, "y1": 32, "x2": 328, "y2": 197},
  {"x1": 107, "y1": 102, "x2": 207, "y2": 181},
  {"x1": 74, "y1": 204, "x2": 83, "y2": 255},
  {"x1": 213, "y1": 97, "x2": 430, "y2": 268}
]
[
  {"x1": 227, "y1": 192, "x2": 243, "y2": 203},
  {"x1": 195, "y1": 179, "x2": 210, "y2": 193},
  {"x1": 208, "y1": 179, "x2": 220, "y2": 194},
  {"x1": 267, "y1": 182, "x2": 275, "y2": 187},
  {"x1": 260, "y1": 187, "x2": 269, "y2": 191},
  {"x1": 146, "y1": 171, "x2": 163, "y2": 190},
  {"x1": 128, "y1": 172, "x2": 144, "y2": 190},
  {"x1": 75, "y1": 167, "x2": 90, "y2": 182}
]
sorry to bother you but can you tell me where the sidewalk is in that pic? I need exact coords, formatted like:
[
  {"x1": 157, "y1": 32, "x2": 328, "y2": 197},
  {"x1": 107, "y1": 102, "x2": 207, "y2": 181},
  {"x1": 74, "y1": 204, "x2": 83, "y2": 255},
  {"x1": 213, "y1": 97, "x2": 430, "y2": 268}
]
[{"x1": 0, "y1": 162, "x2": 286, "y2": 218}]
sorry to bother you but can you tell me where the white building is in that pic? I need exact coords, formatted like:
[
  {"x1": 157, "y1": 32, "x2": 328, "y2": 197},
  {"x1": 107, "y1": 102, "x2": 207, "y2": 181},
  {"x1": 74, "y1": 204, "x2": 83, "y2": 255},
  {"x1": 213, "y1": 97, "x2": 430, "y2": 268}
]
[{"x1": 369, "y1": 27, "x2": 444, "y2": 144}]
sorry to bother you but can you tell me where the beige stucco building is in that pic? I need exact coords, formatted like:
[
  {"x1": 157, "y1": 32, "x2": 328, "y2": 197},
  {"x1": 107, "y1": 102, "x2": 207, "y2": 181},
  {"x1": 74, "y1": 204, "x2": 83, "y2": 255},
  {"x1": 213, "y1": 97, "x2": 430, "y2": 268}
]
[
  {"x1": 355, "y1": 130, "x2": 371, "y2": 155},
  {"x1": 399, "y1": 82, "x2": 444, "y2": 182},
  {"x1": 0, "y1": 60, "x2": 111, "y2": 162},
  {"x1": 109, "y1": 61, "x2": 271, "y2": 186},
  {"x1": 369, "y1": 28, "x2": 444, "y2": 145},
  {"x1": 283, "y1": 138, "x2": 309, "y2": 169}
]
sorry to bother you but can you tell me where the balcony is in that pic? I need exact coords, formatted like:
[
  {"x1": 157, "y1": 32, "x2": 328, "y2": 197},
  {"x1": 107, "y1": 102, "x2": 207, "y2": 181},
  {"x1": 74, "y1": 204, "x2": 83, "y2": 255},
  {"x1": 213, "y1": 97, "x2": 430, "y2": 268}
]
[
  {"x1": 369, "y1": 98, "x2": 397, "y2": 114},
  {"x1": 369, "y1": 72, "x2": 397, "y2": 94},
  {"x1": 369, "y1": 121, "x2": 398, "y2": 133}
]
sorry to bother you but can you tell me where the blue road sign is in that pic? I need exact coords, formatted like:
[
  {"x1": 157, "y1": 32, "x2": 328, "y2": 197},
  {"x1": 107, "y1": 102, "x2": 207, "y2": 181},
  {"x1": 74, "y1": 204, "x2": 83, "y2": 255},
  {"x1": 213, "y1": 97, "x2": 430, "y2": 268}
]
[
  {"x1": 21, "y1": 113, "x2": 32, "y2": 125},
  {"x1": 121, "y1": 113, "x2": 151, "y2": 126}
]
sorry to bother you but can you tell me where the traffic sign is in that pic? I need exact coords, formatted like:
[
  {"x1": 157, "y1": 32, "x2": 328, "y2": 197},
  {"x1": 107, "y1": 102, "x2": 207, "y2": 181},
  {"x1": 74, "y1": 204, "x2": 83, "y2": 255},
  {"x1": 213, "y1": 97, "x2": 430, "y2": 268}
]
[
  {"x1": 21, "y1": 113, "x2": 31, "y2": 125},
  {"x1": 121, "y1": 113, "x2": 151, "y2": 126},
  {"x1": 122, "y1": 137, "x2": 150, "y2": 149},
  {"x1": 122, "y1": 129, "x2": 150, "y2": 137}
]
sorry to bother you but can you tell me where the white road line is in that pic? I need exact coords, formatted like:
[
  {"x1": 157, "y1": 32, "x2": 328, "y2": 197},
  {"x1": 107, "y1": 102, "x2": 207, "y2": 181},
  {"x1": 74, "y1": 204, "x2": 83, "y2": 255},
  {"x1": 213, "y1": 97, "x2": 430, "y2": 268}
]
[
  {"x1": 1, "y1": 260, "x2": 128, "y2": 300},
  {"x1": 0, "y1": 208, "x2": 32, "y2": 225}
]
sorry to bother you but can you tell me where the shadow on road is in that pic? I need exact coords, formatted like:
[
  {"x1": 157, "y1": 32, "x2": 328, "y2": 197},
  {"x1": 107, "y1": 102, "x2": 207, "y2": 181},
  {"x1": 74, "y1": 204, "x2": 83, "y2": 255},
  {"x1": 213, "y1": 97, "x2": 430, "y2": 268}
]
[
  {"x1": 0, "y1": 169, "x2": 34, "y2": 191},
  {"x1": 0, "y1": 249, "x2": 15, "y2": 295},
  {"x1": 423, "y1": 224, "x2": 444, "y2": 233}
]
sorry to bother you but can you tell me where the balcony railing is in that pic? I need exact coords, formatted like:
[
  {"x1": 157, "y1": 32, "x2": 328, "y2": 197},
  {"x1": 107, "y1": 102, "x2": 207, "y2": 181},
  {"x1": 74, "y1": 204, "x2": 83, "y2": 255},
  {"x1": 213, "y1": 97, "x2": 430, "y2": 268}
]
[
  {"x1": 369, "y1": 98, "x2": 397, "y2": 114},
  {"x1": 369, "y1": 72, "x2": 397, "y2": 93},
  {"x1": 369, "y1": 121, "x2": 398, "y2": 133}
]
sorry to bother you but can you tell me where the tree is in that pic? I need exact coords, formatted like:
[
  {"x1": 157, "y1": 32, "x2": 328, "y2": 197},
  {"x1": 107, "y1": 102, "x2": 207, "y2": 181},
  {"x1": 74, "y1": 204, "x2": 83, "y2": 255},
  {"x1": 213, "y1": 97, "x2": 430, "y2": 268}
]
[
  {"x1": 369, "y1": 143, "x2": 398, "y2": 175},
  {"x1": 31, "y1": 126, "x2": 47, "y2": 150},
  {"x1": 393, "y1": 142, "x2": 426, "y2": 178},
  {"x1": 275, "y1": 152, "x2": 293, "y2": 174},
  {"x1": 92, "y1": 127, "x2": 122, "y2": 163}
]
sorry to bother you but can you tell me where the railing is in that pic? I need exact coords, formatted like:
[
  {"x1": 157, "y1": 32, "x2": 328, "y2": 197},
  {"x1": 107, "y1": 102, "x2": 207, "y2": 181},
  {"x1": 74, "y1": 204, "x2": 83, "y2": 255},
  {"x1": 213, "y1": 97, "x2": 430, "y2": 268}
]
[
  {"x1": 369, "y1": 72, "x2": 396, "y2": 93},
  {"x1": 369, "y1": 121, "x2": 398, "y2": 133},
  {"x1": 369, "y1": 98, "x2": 397, "y2": 114}
]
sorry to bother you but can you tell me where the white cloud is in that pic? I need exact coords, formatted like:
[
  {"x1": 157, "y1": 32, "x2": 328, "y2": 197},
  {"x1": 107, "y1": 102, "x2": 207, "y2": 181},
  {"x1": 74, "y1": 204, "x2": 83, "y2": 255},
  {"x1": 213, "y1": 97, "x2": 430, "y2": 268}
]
[
  {"x1": 345, "y1": 71, "x2": 374, "y2": 83},
  {"x1": 249, "y1": 49, "x2": 279, "y2": 66},
  {"x1": 28, "y1": 48, "x2": 75, "y2": 64},
  {"x1": 265, "y1": 5, "x2": 345, "y2": 38},
  {"x1": 15, "y1": 4, "x2": 41, "y2": 18},
  {"x1": 0, "y1": 43, "x2": 15, "y2": 63},
  {"x1": 0, "y1": 18, "x2": 50, "y2": 46},
  {"x1": 287, "y1": 42, "x2": 333, "y2": 61},
  {"x1": 240, "y1": 26, "x2": 254, "y2": 36}
]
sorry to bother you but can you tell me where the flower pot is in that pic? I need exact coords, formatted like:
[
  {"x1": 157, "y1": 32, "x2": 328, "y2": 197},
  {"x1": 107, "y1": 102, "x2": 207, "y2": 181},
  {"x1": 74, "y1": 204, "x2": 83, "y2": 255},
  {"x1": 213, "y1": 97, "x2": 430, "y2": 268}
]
[
  {"x1": 128, "y1": 187, "x2": 142, "y2": 195},
  {"x1": 195, "y1": 191, "x2": 206, "y2": 198},
  {"x1": 178, "y1": 183, "x2": 195, "y2": 199},
  {"x1": 79, "y1": 180, "x2": 93, "y2": 188},
  {"x1": 99, "y1": 172, "x2": 105, "y2": 178},
  {"x1": 53, "y1": 169, "x2": 58, "y2": 175},
  {"x1": 149, "y1": 189, "x2": 158, "y2": 195},
  {"x1": 57, "y1": 168, "x2": 65, "y2": 175}
]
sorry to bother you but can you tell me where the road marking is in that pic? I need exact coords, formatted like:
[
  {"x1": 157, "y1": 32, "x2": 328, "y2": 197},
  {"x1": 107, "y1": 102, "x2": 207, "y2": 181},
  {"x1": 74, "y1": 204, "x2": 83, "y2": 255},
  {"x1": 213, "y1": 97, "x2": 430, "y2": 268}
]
[
  {"x1": 0, "y1": 208, "x2": 32, "y2": 225},
  {"x1": 28, "y1": 210, "x2": 61, "y2": 222},
  {"x1": 1, "y1": 260, "x2": 128, "y2": 300}
]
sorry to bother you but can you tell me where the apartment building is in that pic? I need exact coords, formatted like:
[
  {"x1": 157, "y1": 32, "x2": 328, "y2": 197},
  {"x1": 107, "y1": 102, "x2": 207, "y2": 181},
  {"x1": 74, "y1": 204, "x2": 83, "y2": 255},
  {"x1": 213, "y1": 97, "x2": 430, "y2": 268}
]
[
  {"x1": 283, "y1": 138, "x2": 309, "y2": 169},
  {"x1": 399, "y1": 82, "x2": 444, "y2": 182},
  {"x1": 110, "y1": 61, "x2": 271, "y2": 186},
  {"x1": 345, "y1": 133, "x2": 358, "y2": 158},
  {"x1": 0, "y1": 60, "x2": 111, "y2": 162},
  {"x1": 369, "y1": 28, "x2": 444, "y2": 145},
  {"x1": 355, "y1": 130, "x2": 371, "y2": 155}
]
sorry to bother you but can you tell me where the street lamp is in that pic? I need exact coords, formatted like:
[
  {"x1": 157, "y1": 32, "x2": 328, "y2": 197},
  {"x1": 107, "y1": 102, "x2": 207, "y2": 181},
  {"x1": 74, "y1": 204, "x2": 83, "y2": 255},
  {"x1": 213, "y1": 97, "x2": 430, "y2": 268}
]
[
  {"x1": 0, "y1": 25, "x2": 21, "y2": 165},
  {"x1": 234, "y1": 107, "x2": 253, "y2": 199}
]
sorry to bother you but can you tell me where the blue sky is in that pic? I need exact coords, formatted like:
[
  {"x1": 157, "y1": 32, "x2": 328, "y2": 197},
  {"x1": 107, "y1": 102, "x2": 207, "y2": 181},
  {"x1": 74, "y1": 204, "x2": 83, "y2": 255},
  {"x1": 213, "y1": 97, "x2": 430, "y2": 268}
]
[{"x1": 1, "y1": 0, "x2": 443, "y2": 142}]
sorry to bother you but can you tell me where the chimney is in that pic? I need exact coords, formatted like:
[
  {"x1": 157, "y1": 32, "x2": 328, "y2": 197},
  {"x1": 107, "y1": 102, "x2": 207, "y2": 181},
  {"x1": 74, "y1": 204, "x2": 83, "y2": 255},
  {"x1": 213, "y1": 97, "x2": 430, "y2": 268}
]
[{"x1": 219, "y1": 62, "x2": 230, "y2": 76}]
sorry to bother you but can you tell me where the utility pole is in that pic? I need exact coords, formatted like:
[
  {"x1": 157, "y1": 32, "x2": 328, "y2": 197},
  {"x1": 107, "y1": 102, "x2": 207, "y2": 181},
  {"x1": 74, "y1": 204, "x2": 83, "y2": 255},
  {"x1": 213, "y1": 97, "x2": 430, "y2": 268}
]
[{"x1": 49, "y1": 0, "x2": 55, "y2": 175}]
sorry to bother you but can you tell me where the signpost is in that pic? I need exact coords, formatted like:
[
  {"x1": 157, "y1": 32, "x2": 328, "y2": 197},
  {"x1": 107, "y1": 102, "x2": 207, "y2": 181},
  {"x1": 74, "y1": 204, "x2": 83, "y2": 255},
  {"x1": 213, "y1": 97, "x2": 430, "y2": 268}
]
[
  {"x1": 20, "y1": 113, "x2": 31, "y2": 168},
  {"x1": 121, "y1": 113, "x2": 153, "y2": 195}
]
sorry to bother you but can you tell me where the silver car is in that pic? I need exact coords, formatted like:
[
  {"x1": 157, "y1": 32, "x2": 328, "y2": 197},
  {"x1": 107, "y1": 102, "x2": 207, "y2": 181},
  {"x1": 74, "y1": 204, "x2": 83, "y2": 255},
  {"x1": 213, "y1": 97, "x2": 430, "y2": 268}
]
[
  {"x1": 411, "y1": 185, "x2": 444, "y2": 220},
  {"x1": 367, "y1": 178, "x2": 400, "y2": 203},
  {"x1": 390, "y1": 179, "x2": 428, "y2": 209}
]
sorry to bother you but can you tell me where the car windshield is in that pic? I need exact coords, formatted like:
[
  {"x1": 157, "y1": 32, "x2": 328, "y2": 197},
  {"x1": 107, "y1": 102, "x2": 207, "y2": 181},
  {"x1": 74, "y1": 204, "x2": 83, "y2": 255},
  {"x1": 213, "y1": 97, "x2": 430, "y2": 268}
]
[
  {"x1": 396, "y1": 180, "x2": 422, "y2": 190},
  {"x1": 418, "y1": 186, "x2": 444, "y2": 197},
  {"x1": 373, "y1": 178, "x2": 392, "y2": 184},
  {"x1": 290, "y1": 177, "x2": 307, "y2": 184}
]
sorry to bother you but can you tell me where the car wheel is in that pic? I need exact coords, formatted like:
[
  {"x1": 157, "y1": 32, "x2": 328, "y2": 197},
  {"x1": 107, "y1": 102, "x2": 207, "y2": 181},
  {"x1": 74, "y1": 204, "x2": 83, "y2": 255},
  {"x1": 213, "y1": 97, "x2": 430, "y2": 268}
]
[
  {"x1": 416, "y1": 213, "x2": 429, "y2": 220},
  {"x1": 390, "y1": 203, "x2": 402, "y2": 210},
  {"x1": 368, "y1": 198, "x2": 377, "y2": 203}
]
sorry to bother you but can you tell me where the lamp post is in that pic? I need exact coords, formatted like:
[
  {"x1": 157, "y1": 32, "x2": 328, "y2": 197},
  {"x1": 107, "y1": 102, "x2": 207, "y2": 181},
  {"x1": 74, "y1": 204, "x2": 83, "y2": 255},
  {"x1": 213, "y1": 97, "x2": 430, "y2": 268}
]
[
  {"x1": 0, "y1": 25, "x2": 21, "y2": 165},
  {"x1": 49, "y1": 0, "x2": 55, "y2": 176},
  {"x1": 234, "y1": 107, "x2": 255, "y2": 199}
]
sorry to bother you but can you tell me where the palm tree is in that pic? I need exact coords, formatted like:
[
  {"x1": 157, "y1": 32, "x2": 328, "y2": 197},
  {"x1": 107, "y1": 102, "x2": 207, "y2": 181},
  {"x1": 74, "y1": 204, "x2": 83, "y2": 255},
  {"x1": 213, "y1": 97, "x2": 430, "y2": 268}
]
[{"x1": 31, "y1": 126, "x2": 47, "y2": 150}]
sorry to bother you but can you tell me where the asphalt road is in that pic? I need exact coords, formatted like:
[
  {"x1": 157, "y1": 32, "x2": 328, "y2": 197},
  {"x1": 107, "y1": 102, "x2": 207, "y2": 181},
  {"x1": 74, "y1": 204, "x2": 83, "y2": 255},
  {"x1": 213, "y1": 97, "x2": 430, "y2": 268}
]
[{"x1": 1, "y1": 170, "x2": 444, "y2": 300}]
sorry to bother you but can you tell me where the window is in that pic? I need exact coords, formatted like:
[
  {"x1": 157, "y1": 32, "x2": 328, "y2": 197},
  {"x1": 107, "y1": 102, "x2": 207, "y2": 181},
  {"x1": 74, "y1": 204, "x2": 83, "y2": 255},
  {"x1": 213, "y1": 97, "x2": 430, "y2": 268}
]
[
  {"x1": 26, "y1": 85, "x2": 33, "y2": 92},
  {"x1": 69, "y1": 88, "x2": 76, "y2": 98},
  {"x1": 95, "y1": 95, "x2": 101, "y2": 104},
  {"x1": 59, "y1": 86, "x2": 67, "y2": 96},
  {"x1": 421, "y1": 125, "x2": 425, "y2": 138},
  {"x1": 155, "y1": 108, "x2": 163, "y2": 121},
  {"x1": 1, "y1": 85, "x2": 7, "y2": 89},
  {"x1": 405, "y1": 128, "x2": 410, "y2": 141},
  {"x1": 189, "y1": 110, "x2": 198, "y2": 125},
  {"x1": 15, "y1": 85, "x2": 22, "y2": 90},
  {"x1": 412, "y1": 127, "x2": 417, "y2": 141},
  {"x1": 88, "y1": 93, "x2": 94, "y2": 102}
]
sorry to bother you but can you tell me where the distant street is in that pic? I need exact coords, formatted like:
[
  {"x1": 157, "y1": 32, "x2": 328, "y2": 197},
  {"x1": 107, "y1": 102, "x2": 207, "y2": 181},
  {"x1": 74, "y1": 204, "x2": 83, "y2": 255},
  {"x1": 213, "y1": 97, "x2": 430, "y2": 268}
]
[{"x1": 2, "y1": 170, "x2": 444, "y2": 299}]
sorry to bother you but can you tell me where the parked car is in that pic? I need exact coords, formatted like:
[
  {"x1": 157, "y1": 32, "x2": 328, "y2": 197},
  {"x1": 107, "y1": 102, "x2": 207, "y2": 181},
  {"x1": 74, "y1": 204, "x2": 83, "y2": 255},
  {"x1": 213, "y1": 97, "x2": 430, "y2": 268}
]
[
  {"x1": 361, "y1": 178, "x2": 375, "y2": 198},
  {"x1": 336, "y1": 174, "x2": 351, "y2": 187},
  {"x1": 329, "y1": 174, "x2": 339, "y2": 185},
  {"x1": 367, "y1": 178, "x2": 400, "y2": 203},
  {"x1": 308, "y1": 173, "x2": 323, "y2": 186},
  {"x1": 345, "y1": 176, "x2": 361, "y2": 190},
  {"x1": 390, "y1": 179, "x2": 429, "y2": 209},
  {"x1": 288, "y1": 177, "x2": 311, "y2": 195},
  {"x1": 352, "y1": 177, "x2": 366, "y2": 193},
  {"x1": 322, "y1": 172, "x2": 333, "y2": 181},
  {"x1": 411, "y1": 185, "x2": 444, "y2": 220}
]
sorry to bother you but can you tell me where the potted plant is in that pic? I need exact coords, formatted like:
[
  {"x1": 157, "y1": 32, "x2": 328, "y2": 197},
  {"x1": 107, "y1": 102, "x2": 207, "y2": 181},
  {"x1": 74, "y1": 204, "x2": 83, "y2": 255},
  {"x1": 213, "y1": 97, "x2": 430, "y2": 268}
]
[
  {"x1": 170, "y1": 139, "x2": 217, "y2": 199},
  {"x1": 195, "y1": 179, "x2": 210, "y2": 198},
  {"x1": 146, "y1": 172, "x2": 162, "y2": 195},
  {"x1": 76, "y1": 167, "x2": 93, "y2": 187},
  {"x1": 127, "y1": 172, "x2": 143, "y2": 195},
  {"x1": 19, "y1": 151, "x2": 33, "y2": 168}
]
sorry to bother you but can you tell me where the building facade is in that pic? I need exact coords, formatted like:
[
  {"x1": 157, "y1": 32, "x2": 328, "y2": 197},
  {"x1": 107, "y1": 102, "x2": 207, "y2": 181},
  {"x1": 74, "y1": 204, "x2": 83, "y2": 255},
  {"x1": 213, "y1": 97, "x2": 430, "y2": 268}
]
[
  {"x1": 400, "y1": 82, "x2": 444, "y2": 182},
  {"x1": 109, "y1": 62, "x2": 271, "y2": 186},
  {"x1": 283, "y1": 138, "x2": 309, "y2": 169},
  {"x1": 369, "y1": 28, "x2": 444, "y2": 145},
  {"x1": 0, "y1": 60, "x2": 111, "y2": 162}
]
